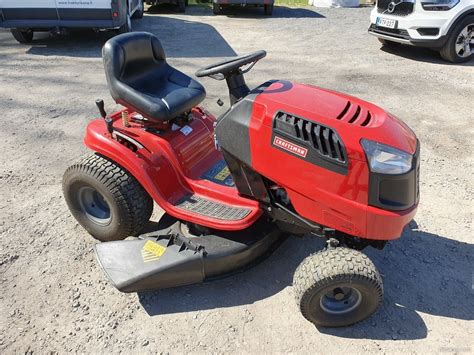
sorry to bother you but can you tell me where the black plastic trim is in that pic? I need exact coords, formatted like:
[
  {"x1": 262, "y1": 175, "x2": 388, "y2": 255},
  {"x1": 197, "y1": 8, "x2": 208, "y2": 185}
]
[
  {"x1": 216, "y1": 80, "x2": 277, "y2": 167},
  {"x1": 368, "y1": 140, "x2": 420, "y2": 211},
  {"x1": 221, "y1": 150, "x2": 270, "y2": 203}
]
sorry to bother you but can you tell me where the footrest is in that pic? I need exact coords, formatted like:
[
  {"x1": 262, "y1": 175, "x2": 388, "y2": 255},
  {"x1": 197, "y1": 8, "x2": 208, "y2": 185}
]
[{"x1": 174, "y1": 195, "x2": 251, "y2": 221}]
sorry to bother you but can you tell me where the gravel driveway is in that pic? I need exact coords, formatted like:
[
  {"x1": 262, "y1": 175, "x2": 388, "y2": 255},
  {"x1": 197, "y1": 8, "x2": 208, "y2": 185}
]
[{"x1": 0, "y1": 5, "x2": 473, "y2": 353}]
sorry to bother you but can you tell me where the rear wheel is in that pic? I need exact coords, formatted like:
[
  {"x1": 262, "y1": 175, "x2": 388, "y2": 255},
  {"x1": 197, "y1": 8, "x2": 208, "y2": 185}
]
[
  {"x1": 132, "y1": 0, "x2": 144, "y2": 19},
  {"x1": 293, "y1": 247, "x2": 383, "y2": 327},
  {"x1": 264, "y1": 4, "x2": 273, "y2": 16},
  {"x1": 440, "y1": 16, "x2": 473, "y2": 63},
  {"x1": 117, "y1": 11, "x2": 132, "y2": 34},
  {"x1": 63, "y1": 155, "x2": 153, "y2": 242},
  {"x1": 10, "y1": 29, "x2": 34, "y2": 43},
  {"x1": 213, "y1": 3, "x2": 221, "y2": 15}
]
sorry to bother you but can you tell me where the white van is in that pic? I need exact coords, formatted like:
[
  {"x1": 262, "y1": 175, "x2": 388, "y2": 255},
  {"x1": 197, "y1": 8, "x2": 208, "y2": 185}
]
[{"x1": 0, "y1": 0, "x2": 144, "y2": 43}]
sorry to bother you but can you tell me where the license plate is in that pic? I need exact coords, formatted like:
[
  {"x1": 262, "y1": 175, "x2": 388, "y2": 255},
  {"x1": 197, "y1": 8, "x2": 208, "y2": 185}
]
[{"x1": 376, "y1": 17, "x2": 397, "y2": 29}]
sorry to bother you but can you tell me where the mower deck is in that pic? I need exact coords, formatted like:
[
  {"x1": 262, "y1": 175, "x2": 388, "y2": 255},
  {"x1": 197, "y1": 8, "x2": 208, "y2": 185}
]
[{"x1": 95, "y1": 217, "x2": 285, "y2": 292}]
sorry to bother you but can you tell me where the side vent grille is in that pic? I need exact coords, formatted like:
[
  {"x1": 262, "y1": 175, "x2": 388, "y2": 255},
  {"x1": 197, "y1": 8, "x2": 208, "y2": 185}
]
[
  {"x1": 336, "y1": 101, "x2": 373, "y2": 127},
  {"x1": 274, "y1": 112, "x2": 347, "y2": 164}
]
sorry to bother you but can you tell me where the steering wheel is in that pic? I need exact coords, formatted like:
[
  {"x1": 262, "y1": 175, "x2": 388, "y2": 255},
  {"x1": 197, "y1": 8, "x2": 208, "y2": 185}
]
[{"x1": 195, "y1": 50, "x2": 266, "y2": 80}]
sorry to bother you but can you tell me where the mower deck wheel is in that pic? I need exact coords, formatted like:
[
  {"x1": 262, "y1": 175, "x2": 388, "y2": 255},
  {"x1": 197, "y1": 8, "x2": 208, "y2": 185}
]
[
  {"x1": 63, "y1": 154, "x2": 153, "y2": 241},
  {"x1": 293, "y1": 247, "x2": 383, "y2": 327}
]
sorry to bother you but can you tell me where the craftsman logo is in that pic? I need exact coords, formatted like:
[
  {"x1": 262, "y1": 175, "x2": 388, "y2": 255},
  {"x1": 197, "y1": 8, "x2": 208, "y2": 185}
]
[{"x1": 273, "y1": 136, "x2": 308, "y2": 158}]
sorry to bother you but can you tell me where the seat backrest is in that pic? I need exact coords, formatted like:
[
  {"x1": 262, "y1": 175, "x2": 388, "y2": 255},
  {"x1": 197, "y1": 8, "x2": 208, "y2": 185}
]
[{"x1": 102, "y1": 32, "x2": 167, "y2": 102}]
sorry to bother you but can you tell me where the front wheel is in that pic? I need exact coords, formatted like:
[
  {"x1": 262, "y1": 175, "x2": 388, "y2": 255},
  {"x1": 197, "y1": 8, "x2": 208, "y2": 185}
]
[
  {"x1": 440, "y1": 16, "x2": 473, "y2": 63},
  {"x1": 63, "y1": 155, "x2": 153, "y2": 242},
  {"x1": 11, "y1": 29, "x2": 34, "y2": 43},
  {"x1": 293, "y1": 247, "x2": 383, "y2": 327}
]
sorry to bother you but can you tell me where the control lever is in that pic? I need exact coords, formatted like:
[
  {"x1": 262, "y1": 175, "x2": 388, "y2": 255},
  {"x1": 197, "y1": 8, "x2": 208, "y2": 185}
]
[
  {"x1": 95, "y1": 99, "x2": 107, "y2": 118},
  {"x1": 96, "y1": 99, "x2": 114, "y2": 135}
]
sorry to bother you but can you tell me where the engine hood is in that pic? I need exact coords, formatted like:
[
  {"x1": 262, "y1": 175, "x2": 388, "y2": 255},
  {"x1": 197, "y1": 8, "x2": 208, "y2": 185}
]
[{"x1": 253, "y1": 80, "x2": 418, "y2": 161}]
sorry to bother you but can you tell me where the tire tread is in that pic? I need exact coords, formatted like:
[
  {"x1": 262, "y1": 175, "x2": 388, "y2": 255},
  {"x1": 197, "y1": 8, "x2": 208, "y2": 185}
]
[
  {"x1": 293, "y1": 247, "x2": 383, "y2": 327},
  {"x1": 63, "y1": 154, "x2": 153, "y2": 240}
]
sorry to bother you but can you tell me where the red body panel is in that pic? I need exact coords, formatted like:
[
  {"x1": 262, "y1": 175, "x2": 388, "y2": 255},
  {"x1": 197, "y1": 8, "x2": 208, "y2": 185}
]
[
  {"x1": 84, "y1": 108, "x2": 261, "y2": 231},
  {"x1": 248, "y1": 82, "x2": 418, "y2": 240},
  {"x1": 84, "y1": 81, "x2": 418, "y2": 241}
]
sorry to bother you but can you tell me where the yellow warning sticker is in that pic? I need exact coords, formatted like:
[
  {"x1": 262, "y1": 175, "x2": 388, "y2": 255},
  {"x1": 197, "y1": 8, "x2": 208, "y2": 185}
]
[
  {"x1": 214, "y1": 166, "x2": 230, "y2": 182},
  {"x1": 141, "y1": 240, "x2": 166, "y2": 263}
]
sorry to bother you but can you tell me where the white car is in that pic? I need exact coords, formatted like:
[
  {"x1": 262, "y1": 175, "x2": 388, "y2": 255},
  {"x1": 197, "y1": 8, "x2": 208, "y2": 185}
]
[
  {"x1": 369, "y1": 0, "x2": 474, "y2": 62},
  {"x1": 0, "y1": 0, "x2": 145, "y2": 44}
]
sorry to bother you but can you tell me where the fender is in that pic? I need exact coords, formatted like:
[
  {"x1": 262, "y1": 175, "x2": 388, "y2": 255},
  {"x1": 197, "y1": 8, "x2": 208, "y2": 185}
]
[{"x1": 84, "y1": 116, "x2": 262, "y2": 231}]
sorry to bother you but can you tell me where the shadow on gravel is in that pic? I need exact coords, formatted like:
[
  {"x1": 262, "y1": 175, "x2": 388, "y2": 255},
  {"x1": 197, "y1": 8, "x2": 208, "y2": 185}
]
[
  {"x1": 22, "y1": 12, "x2": 236, "y2": 58},
  {"x1": 139, "y1": 218, "x2": 473, "y2": 340},
  {"x1": 380, "y1": 44, "x2": 474, "y2": 66},
  {"x1": 218, "y1": 6, "x2": 325, "y2": 19},
  {"x1": 149, "y1": 4, "x2": 325, "y2": 19},
  {"x1": 25, "y1": 30, "x2": 112, "y2": 58},
  {"x1": 320, "y1": 222, "x2": 474, "y2": 340}
]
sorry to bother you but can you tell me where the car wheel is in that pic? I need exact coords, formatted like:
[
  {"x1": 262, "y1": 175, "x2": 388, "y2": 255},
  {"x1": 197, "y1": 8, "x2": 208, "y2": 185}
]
[
  {"x1": 10, "y1": 29, "x2": 34, "y2": 44},
  {"x1": 132, "y1": 0, "x2": 144, "y2": 19},
  {"x1": 264, "y1": 4, "x2": 273, "y2": 16},
  {"x1": 178, "y1": 0, "x2": 186, "y2": 13},
  {"x1": 213, "y1": 3, "x2": 221, "y2": 15},
  {"x1": 63, "y1": 154, "x2": 153, "y2": 242},
  {"x1": 117, "y1": 11, "x2": 132, "y2": 34},
  {"x1": 293, "y1": 247, "x2": 383, "y2": 327},
  {"x1": 440, "y1": 16, "x2": 473, "y2": 63}
]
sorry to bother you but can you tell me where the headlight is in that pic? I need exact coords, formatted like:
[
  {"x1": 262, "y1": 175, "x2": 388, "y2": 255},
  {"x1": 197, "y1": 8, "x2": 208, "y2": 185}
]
[
  {"x1": 421, "y1": 0, "x2": 460, "y2": 11},
  {"x1": 361, "y1": 139, "x2": 413, "y2": 175}
]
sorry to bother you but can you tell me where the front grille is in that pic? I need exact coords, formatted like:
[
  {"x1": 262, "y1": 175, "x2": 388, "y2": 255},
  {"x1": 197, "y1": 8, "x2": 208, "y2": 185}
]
[
  {"x1": 369, "y1": 24, "x2": 410, "y2": 40},
  {"x1": 274, "y1": 112, "x2": 347, "y2": 164},
  {"x1": 377, "y1": 0, "x2": 414, "y2": 16}
]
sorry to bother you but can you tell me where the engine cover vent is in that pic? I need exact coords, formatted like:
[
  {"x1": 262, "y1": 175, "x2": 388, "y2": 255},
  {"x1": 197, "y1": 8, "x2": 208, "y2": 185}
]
[
  {"x1": 273, "y1": 111, "x2": 347, "y2": 165},
  {"x1": 336, "y1": 101, "x2": 372, "y2": 127}
]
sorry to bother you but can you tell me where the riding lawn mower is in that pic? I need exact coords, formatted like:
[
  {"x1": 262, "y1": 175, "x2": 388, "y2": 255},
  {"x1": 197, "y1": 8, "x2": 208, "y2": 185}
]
[{"x1": 63, "y1": 32, "x2": 420, "y2": 327}]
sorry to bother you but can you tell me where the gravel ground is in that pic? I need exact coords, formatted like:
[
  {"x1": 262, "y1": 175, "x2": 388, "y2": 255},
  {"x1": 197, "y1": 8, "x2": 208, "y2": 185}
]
[{"x1": 0, "y1": 5, "x2": 473, "y2": 354}]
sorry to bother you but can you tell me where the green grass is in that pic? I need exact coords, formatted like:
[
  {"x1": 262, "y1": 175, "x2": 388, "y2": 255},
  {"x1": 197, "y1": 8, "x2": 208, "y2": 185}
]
[{"x1": 275, "y1": 0, "x2": 309, "y2": 6}]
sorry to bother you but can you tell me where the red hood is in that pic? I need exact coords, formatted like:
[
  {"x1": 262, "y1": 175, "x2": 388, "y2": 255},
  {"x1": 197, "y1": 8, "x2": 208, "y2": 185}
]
[{"x1": 254, "y1": 81, "x2": 418, "y2": 161}]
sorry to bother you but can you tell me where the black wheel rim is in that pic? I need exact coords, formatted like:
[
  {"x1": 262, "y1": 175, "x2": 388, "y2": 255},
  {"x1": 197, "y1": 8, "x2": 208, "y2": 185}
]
[
  {"x1": 319, "y1": 286, "x2": 362, "y2": 315},
  {"x1": 77, "y1": 186, "x2": 112, "y2": 225}
]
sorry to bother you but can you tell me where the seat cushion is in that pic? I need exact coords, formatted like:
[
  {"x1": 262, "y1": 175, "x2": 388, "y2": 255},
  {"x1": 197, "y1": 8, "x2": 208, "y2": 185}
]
[{"x1": 103, "y1": 32, "x2": 206, "y2": 122}]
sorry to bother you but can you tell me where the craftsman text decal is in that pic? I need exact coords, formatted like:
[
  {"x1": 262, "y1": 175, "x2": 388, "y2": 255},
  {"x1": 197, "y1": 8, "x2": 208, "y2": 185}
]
[{"x1": 273, "y1": 136, "x2": 308, "y2": 158}]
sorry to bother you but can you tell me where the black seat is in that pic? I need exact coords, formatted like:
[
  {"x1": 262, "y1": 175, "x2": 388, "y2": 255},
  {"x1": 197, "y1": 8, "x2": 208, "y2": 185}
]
[{"x1": 102, "y1": 32, "x2": 206, "y2": 122}]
